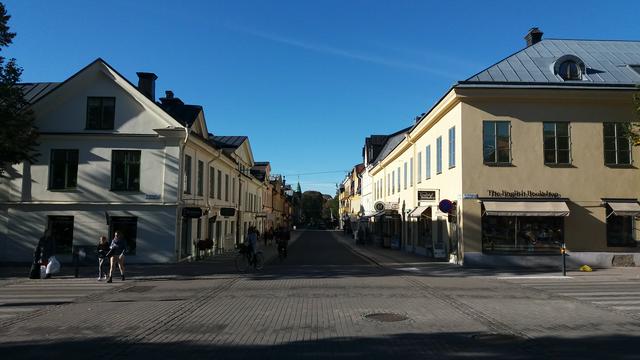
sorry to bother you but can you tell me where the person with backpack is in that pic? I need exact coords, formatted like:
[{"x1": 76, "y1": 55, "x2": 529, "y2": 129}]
[{"x1": 106, "y1": 231, "x2": 126, "y2": 283}]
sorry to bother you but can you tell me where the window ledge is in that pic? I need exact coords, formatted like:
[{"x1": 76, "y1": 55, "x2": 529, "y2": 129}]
[
  {"x1": 545, "y1": 163, "x2": 576, "y2": 168},
  {"x1": 110, "y1": 190, "x2": 142, "y2": 193},
  {"x1": 605, "y1": 164, "x2": 636, "y2": 169},
  {"x1": 48, "y1": 188, "x2": 80, "y2": 192},
  {"x1": 484, "y1": 163, "x2": 515, "y2": 167}
]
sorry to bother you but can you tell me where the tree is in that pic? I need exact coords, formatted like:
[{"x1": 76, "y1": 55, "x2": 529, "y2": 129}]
[
  {"x1": 0, "y1": 2, "x2": 37, "y2": 175},
  {"x1": 301, "y1": 191, "x2": 324, "y2": 224},
  {"x1": 629, "y1": 86, "x2": 640, "y2": 146}
]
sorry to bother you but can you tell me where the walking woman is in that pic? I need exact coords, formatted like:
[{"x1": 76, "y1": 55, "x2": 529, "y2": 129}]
[
  {"x1": 107, "y1": 231, "x2": 126, "y2": 283},
  {"x1": 96, "y1": 236, "x2": 110, "y2": 281}
]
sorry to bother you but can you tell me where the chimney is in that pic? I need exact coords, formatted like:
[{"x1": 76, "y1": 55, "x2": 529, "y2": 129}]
[
  {"x1": 165, "y1": 90, "x2": 174, "y2": 99},
  {"x1": 525, "y1": 27, "x2": 543, "y2": 47},
  {"x1": 136, "y1": 72, "x2": 158, "y2": 101}
]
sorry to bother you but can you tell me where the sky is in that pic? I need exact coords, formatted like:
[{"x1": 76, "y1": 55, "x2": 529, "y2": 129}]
[{"x1": 4, "y1": 0, "x2": 640, "y2": 195}]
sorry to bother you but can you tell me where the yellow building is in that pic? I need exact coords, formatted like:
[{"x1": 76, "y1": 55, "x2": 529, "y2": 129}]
[{"x1": 369, "y1": 29, "x2": 640, "y2": 267}]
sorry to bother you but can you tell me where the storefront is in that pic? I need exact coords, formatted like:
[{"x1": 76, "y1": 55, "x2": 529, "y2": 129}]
[
  {"x1": 408, "y1": 206, "x2": 432, "y2": 256},
  {"x1": 372, "y1": 210, "x2": 401, "y2": 248},
  {"x1": 481, "y1": 199, "x2": 570, "y2": 254},
  {"x1": 602, "y1": 199, "x2": 640, "y2": 248}
]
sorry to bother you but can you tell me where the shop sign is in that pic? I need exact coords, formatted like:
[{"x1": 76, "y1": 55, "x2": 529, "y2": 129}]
[
  {"x1": 418, "y1": 190, "x2": 437, "y2": 201},
  {"x1": 145, "y1": 193, "x2": 161, "y2": 200},
  {"x1": 487, "y1": 190, "x2": 561, "y2": 198},
  {"x1": 182, "y1": 207, "x2": 203, "y2": 218}
]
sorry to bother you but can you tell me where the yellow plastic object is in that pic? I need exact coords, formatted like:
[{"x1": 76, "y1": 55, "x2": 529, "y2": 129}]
[{"x1": 579, "y1": 265, "x2": 593, "y2": 272}]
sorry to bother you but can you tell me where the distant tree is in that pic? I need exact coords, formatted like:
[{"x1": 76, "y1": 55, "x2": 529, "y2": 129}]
[
  {"x1": 0, "y1": 2, "x2": 37, "y2": 175},
  {"x1": 628, "y1": 86, "x2": 640, "y2": 146},
  {"x1": 301, "y1": 191, "x2": 324, "y2": 224}
]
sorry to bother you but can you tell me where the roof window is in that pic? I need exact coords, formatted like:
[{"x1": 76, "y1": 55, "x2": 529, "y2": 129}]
[
  {"x1": 630, "y1": 65, "x2": 640, "y2": 76},
  {"x1": 553, "y1": 55, "x2": 585, "y2": 81}
]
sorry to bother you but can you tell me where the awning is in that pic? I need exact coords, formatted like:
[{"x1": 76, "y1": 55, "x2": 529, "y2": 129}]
[
  {"x1": 606, "y1": 201, "x2": 640, "y2": 216},
  {"x1": 483, "y1": 201, "x2": 570, "y2": 217},
  {"x1": 409, "y1": 206, "x2": 430, "y2": 218}
]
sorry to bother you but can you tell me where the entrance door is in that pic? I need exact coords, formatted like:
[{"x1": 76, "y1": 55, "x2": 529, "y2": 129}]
[
  {"x1": 181, "y1": 218, "x2": 192, "y2": 258},
  {"x1": 433, "y1": 216, "x2": 447, "y2": 259}
]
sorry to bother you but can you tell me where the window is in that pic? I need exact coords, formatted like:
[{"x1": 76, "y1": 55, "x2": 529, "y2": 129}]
[
  {"x1": 86, "y1": 97, "x2": 115, "y2": 130},
  {"x1": 209, "y1": 166, "x2": 215, "y2": 199},
  {"x1": 184, "y1": 155, "x2": 192, "y2": 194},
  {"x1": 217, "y1": 170, "x2": 222, "y2": 200},
  {"x1": 110, "y1": 216, "x2": 137, "y2": 255},
  {"x1": 197, "y1": 160, "x2": 204, "y2": 196},
  {"x1": 409, "y1": 157, "x2": 414, "y2": 187},
  {"x1": 606, "y1": 206, "x2": 636, "y2": 247},
  {"x1": 232, "y1": 178, "x2": 236, "y2": 203},
  {"x1": 225, "y1": 174, "x2": 229, "y2": 201},
  {"x1": 543, "y1": 122, "x2": 571, "y2": 164},
  {"x1": 111, "y1": 150, "x2": 141, "y2": 191},
  {"x1": 417, "y1": 152, "x2": 422, "y2": 183},
  {"x1": 483, "y1": 121, "x2": 511, "y2": 164},
  {"x1": 449, "y1": 126, "x2": 456, "y2": 168},
  {"x1": 426, "y1": 145, "x2": 431, "y2": 179},
  {"x1": 436, "y1": 137, "x2": 442, "y2": 174},
  {"x1": 403, "y1": 162, "x2": 407, "y2": 190},
  {"x1": 397, "y1": 166, "x2": 401, "y2": 191},
  {"x1": 603, "y1": 123, "x2": 632, "y2": 165},
  {"x1": 392, "y1": 171, "x2": 395, "y2": 194},
  {"x1": 558, "y1": 61, "x2": 581, "y2": 80},
  {"x1": 49, "y1": 149, "x2": 78, "y2": 190},
  {"x1": 48, "y1": 216, "x2": 74, "y2": 255},
  {"x1": 482, "y1": 215, "x2": 563, "y2": 254},
  {"x1": 387, "y1": 174, "x2": 390, "y2": 195}
]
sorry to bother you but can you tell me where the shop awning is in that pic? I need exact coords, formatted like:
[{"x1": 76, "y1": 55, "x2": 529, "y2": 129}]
[
  {"x1": 483, "y1": 201, "x2": 570, "y2": 217},
  {"x1": 409, "y1": 206, "x2": 430, "y2": 218},
  {"x1": 606, "y1": 201, "x2": 640, "y2": 216}
]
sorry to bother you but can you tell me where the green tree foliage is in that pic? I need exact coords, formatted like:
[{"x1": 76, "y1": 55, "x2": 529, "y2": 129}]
[
  {"x1": 630, "y1": 87, "x2": 640, "y2": 146},
  {"x1": 0, "y1": 2, "x2": 37, "y2": 175},
  {"x1": 301, "y1": 191, "x2": 324, "y2": 224}
]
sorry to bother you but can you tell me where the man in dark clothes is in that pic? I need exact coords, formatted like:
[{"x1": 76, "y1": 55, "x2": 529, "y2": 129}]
[{"x1": 30, "y1": 228, "x2": 54, "y2": 279}]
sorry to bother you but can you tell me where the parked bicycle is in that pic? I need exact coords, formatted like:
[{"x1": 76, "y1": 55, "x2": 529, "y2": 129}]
[{"x1": 235, "y1": 243, "x2": 264, "y2": 272}]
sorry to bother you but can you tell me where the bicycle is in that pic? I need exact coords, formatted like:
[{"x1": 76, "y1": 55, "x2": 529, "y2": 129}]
[{"x1": 235, "y1": 244, "x2": 264, "y2": 272}]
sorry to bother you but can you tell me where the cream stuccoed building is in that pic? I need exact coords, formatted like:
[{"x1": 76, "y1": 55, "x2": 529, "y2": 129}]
[
  {"x1": 0, "y1": 58, "x2": 269, "y2": 263},
  {"x1": 367, "y1": 29, "x2": 640, "y2": 268}
]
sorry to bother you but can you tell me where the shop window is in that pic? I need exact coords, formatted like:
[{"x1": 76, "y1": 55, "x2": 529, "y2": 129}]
[
  {"x1": 482, "y1": 215, "x2": 563, "y2": 254},
  {"x1": 603, "y1": 123, "x2": 632, "y2": 165},
  {"x1": 483, "y1": 121, "x2": 511, "y2": 164},
  {"x1": 111, "y1": 150, "x2": 141, "y2": 191},
  {"x1": 109, "y1": 216, "x2": 137, "y2": 255},
  {"x1": 49, "y1": 149, "x2": 78, "y2": 190},
  {"x1": 543, "y1": 122, "x2": 571, "y2": 164},
  {"x1": 48, "y1": 216, "x2": 74, "y2": 255},
  {"x1": 86, "y1": 97, "x2": 115, "y2": 130},
  {"x1": 606, "y1": 207, "x2": 636, "y2": 247},
  {"x1": 417, "y1": 208, "x2": 432, "y2": 248},
  {"x1": 197, "y1": 160, "x2": 204, "y2": 196}
]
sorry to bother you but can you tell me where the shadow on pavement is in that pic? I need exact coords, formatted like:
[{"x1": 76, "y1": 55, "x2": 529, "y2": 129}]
[{"x1": 1, "y1": 332, "x2": 639, "y2": 360}]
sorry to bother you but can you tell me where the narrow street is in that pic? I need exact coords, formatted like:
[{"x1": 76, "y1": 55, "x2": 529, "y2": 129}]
[{"x1": 1, "y1": 230, "x2": 640, "y2": 359}]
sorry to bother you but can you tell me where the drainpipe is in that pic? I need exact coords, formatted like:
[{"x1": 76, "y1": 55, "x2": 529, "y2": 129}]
[{"x1": 176, "y1": 126, "x2": 190, "y2": 261}]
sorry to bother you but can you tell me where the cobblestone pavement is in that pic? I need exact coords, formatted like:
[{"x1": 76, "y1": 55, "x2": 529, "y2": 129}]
[{"x1": 2, "y1": 230, "x2": 640, "y2": 359}]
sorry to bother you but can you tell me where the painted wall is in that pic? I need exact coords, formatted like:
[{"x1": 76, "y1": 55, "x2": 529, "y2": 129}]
[{"x1": 460, "y1": 89, "x2": 640, "y2": 257}]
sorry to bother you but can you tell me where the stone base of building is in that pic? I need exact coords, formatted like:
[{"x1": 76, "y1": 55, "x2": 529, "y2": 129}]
[{"x1": 464, "y1": 252, "x2": 640, "y2": 269}]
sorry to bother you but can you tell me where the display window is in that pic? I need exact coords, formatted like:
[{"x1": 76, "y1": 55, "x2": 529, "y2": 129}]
[{"x1": 482, "y1": 216, "x2": 563, "y2": 254}]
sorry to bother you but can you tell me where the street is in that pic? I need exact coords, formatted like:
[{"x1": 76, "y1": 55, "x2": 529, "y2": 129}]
[{"x1": 2, "y1": 230, "x2": 640, "y2": 359}]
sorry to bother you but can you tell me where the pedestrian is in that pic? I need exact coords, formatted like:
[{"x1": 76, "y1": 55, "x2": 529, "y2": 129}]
[
  {"x1": 29, "y1": 228, "x2": 52, "y2": 279},
  {"x1": 96, "y1": 235, "x2": 110, "y2": 281},
  {"x1": 246, "y1": 226, "x2": 258, "y2": 268},
  {"x1": 39, "y1": 228, "x2": 55, "y2": 279},
  {"x1": 106, "y1": 231, "x2": 126, "y2": 283}
]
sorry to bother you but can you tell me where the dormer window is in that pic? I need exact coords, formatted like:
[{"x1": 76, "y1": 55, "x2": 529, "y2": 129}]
[
  {"x1": 559, "y1": 60, "x2": 581, "y2": 80},
  {"x1": 553, "y1": 55, "x2": 585, "y2": 81}
]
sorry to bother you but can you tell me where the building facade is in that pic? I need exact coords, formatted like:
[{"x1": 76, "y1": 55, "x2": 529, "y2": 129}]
[{"x1": 368, "y1": 29, "x2": 640, "y2": 267}]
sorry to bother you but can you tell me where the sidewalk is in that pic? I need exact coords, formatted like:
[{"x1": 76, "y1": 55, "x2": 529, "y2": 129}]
[
  {"x1": 336, "y1": 231, "x2": 640, "y2": 280},
  {"x1": 0, "y1": 231, "x2": 301, "y2": 286}
]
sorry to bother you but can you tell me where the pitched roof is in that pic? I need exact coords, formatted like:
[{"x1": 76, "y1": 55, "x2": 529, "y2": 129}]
[
  {"x1": 461, "y1": 39, "x2": 640, "y2": 87},
  {"x1": 371, "y1": 126, "x2": 411, "y2": 165},
  {"x1": 158, "y1": 101, "x2": 202, "y2": 127},
  {"x1": 17, "y1": 82, "x2": 60, "y2": 103},
  {"x1": 210, "y1": 136, "x2": 247, "y2": 149}
]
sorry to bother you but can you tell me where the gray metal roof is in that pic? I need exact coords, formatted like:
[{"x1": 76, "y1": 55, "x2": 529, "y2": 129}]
[
  {"x1": 462, "y1": 39, "x2": 640, "y2": 87},
  {"x1": 211, "y1": 135, "x2": 247, "y2": 149},
  {"x1": 371, "y1": 127, "x2": 411, "y2": 165},
  {"x1": 17, "y1": 82, "x2": 60, "y2": 103}
]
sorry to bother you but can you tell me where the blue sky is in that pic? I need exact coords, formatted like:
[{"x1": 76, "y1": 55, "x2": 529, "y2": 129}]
[{"x1": 4, "y1": 0, "x2": 640, "y2": 195}]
